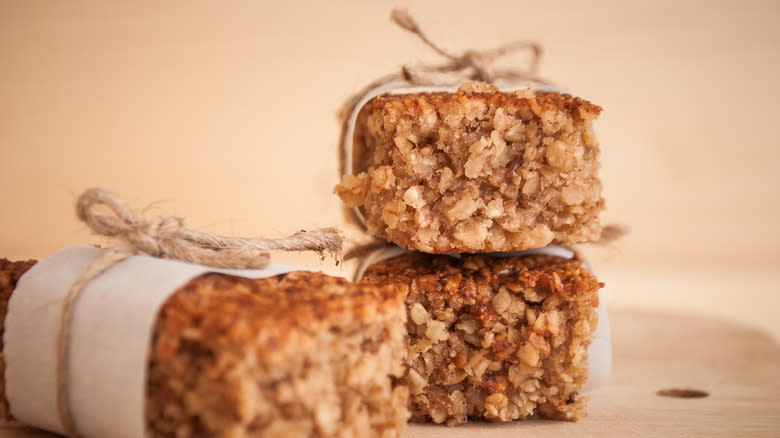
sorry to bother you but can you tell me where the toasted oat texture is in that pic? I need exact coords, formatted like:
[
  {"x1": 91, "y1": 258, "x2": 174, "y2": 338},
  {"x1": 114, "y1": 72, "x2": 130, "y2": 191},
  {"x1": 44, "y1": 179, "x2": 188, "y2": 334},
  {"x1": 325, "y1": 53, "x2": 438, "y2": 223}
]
[
  {"x1": 147, "y1": 271, "x2": 409, "y2": 438},
  {"x1": 335, "y1": 81, "x2": 605, "y2": 253},
  {"x1": 360, "y1": 252, "x2": 601, "y2": 425},
  {"x1": 0, "y1": 260, "x2": 409, "y2": 438}
]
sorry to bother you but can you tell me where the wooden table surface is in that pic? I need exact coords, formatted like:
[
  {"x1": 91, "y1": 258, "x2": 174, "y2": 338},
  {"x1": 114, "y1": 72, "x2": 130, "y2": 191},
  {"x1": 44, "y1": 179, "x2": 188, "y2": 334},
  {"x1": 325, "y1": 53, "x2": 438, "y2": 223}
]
[{"x1": 2, "y1": 309, "x2": 777, "y2": 438}]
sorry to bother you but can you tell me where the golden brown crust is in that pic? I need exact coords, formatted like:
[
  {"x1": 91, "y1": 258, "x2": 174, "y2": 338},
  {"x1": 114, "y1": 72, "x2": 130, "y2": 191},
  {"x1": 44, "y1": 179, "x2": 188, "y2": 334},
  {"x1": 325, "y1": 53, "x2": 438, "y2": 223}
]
[
  {"x1": 152, "y1": 271, "x2": 404, "y2": 366},
  {"x1": 336, "y1": 81, "x2": 605, "y2": 253},
  {"x1": 360, "y1": 252, "x2": 601, "y2": 425}
]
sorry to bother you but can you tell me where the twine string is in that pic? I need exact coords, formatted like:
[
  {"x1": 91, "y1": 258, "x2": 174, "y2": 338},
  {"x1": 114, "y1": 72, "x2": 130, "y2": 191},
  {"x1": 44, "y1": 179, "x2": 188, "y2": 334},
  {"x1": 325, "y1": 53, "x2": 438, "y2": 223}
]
[
  {"x1": 388, "y1": 8, "x2": 542, "y2": 84},
  {"x1": 56, "y1": 188, "x2": 343, "y2": 436}
]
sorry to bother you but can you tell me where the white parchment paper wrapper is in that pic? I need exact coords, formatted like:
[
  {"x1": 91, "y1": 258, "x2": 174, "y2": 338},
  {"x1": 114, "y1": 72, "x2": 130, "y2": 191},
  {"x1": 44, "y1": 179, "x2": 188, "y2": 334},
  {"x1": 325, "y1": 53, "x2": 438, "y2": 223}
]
[
  {"x1": 4, "y1": 245, "x2": 299, "y2": 438},
  {"x1": 352, "y1": 245, "x2": 611, "y2": 391}
]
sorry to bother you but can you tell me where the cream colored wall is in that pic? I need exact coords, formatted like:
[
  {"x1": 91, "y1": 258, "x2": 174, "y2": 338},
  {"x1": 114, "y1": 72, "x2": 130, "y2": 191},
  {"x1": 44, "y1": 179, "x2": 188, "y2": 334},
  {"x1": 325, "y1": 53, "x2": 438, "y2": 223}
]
[{"x1": 1, "y1": 1, "x2": 778, "y2": 336}]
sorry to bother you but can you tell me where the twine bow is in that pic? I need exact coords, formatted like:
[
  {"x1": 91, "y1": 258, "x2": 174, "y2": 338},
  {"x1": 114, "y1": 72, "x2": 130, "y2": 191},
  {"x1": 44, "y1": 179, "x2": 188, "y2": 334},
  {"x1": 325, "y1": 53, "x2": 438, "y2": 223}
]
[
  {"x1": 389, "y1": 8, "x2": 543, "y2": 86},
  {"x1": 56, "y1": 188, "x2": 343, "y2": 436}
]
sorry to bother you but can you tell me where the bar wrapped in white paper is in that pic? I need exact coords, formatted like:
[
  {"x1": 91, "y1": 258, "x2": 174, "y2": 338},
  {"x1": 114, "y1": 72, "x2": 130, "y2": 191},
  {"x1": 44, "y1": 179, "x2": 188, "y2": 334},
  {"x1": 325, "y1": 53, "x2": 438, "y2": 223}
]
[{"x1": 4, "y1": 245, "x2": 297, "y2": 438}]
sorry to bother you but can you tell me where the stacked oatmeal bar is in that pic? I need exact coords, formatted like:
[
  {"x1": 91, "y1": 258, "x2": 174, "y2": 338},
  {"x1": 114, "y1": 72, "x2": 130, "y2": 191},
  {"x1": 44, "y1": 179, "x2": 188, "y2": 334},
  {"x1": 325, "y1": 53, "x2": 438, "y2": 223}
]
[
  {"x1": 337, "y1": 81, "x2": 604, "y2": 254},
  {"x1": 336, "y1": 80, "x2": 607, "y2": 425}
]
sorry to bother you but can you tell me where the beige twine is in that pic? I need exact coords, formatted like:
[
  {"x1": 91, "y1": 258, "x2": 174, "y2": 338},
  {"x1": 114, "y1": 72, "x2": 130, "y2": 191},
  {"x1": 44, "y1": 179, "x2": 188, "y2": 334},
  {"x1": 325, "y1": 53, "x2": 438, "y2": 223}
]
[{"x1": 56, "y1": 188, "x2": 343, "y2": 437}]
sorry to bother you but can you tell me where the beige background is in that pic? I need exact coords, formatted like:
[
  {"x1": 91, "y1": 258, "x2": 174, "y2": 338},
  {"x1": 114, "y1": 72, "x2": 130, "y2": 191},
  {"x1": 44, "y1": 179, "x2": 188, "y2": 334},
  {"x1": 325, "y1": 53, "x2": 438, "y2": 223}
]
[{"x1": 1, "y1": 1, "x2": 779, "y2": 337}]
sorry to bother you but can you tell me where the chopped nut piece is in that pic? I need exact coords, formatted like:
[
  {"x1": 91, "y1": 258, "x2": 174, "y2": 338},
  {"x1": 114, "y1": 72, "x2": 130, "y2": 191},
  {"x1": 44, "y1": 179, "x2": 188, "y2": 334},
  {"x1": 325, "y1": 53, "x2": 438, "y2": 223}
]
[
  {"x1": 425, "y1": 320, "x2": 449, "y2": 342},
  {"x1": 409, "y1": 302, "x2": 430, "y2": 325},
  {"x1": 484, "y1": 393, "x2": 509, "y2": 420},
  {"x1": 516, "y1": 342, "x2": 540, "y2": 367}
]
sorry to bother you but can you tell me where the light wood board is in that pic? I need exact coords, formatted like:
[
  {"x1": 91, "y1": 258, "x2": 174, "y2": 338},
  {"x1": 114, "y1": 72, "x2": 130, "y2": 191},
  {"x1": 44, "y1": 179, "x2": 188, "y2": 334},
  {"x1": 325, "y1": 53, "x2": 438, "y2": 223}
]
[{"x1": 2, "y1": 309, "x2": 778, "y2": 437}]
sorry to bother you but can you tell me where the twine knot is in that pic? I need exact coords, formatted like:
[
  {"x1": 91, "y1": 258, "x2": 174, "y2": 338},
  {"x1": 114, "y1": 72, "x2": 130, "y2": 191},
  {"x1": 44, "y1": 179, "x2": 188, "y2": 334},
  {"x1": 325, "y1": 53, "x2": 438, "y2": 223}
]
[
  {"x1": 74, "y1": 187, "x2": 342, "y2": 269},
  {"x1": 390, "y1": 8, "x2": 543, "y2": 85},
  {"x1": 57, "y1": 188, "x2": 343, "y2": 436}
]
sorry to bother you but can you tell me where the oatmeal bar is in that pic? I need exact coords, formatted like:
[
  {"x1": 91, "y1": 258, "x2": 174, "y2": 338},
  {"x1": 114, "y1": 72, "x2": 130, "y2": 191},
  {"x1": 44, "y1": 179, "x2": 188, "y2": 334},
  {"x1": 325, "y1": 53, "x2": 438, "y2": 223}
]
[
  {"x1": 359, "y1": 252, "x2": 601, "y2": 425},
  {"x1": 0, "y1": 258, "x2": 409, "y2": 438},
  {"x1": 335, "y1": 81, "x2": 605, "y2": 253}
]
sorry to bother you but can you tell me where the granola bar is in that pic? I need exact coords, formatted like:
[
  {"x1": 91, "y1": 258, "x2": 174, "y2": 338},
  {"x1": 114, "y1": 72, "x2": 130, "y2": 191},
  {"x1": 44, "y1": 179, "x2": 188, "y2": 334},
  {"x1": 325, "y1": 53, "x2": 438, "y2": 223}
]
[
  {"x1": 336, "y1": 81, "x2": 605, "y2": 253},
  {"x1": 0, "y1": 259, "x2": 409, "y2": 438},
  {"x1": 359, "y1": 251, "x2": 601, "y2": 425}
]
